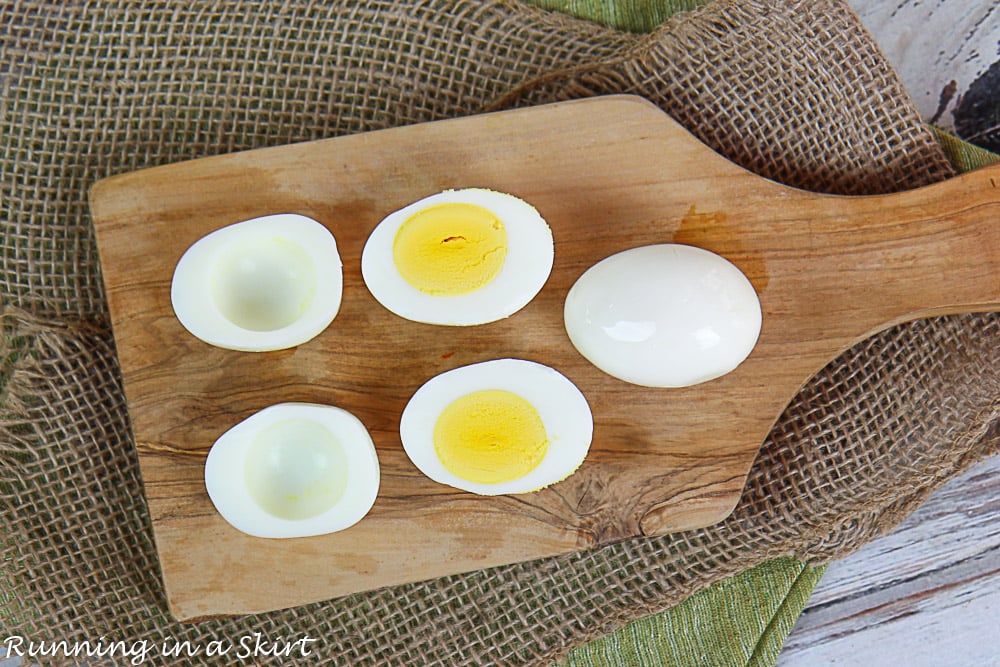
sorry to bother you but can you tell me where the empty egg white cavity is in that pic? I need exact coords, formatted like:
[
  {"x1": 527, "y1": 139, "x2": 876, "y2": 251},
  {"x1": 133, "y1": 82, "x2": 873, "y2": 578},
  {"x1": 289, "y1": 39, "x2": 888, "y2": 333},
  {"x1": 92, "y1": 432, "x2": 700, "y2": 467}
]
[
  {"x1": 361, "y1": 188, "x2": 554, "y2": 326},
  {"x1": 564, "y1": 244, "x2": 761, "y2": 388},
  {"x1": 243, "y1": 418, "x2": 348, "y2": 521},
  {"x1": 400, "y1": 358, "x2": 593, "y2": 495},
  {"x1": 171, "y1": 213, "x2": 343, "y2": 351},
  {"x1": 204, "y1": 403, "x2": 379, "y2": 539},
  {"x1": 211, "y1": 236, "x2": 315, "y2": 332}
]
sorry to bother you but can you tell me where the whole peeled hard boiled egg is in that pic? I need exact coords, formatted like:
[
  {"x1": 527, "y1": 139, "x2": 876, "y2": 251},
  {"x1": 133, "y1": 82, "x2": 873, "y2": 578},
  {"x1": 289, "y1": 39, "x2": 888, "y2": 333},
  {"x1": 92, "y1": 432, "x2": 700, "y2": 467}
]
[
  {"x1": 171, "y1": 213, "x2": 343, "y2": 352},
  {"x1": 204, "y1": 402, "x2": 379, "y2": 539},
  {"x1": 564, "y1": 244, "x2": 762, "y2": 388},
  {"x1": 361, "y1": 188, "x2": 553, "y2": 326},
  {"x1": 400, "y1": 358, "x2": 593, "y2": 495}
]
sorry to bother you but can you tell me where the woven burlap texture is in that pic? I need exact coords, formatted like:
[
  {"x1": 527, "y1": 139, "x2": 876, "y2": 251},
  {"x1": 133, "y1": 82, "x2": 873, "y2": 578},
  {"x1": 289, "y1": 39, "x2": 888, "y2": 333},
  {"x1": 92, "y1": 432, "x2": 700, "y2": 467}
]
[{"x1": 1, "y1": 1, "x2": 997, "y2": 665}]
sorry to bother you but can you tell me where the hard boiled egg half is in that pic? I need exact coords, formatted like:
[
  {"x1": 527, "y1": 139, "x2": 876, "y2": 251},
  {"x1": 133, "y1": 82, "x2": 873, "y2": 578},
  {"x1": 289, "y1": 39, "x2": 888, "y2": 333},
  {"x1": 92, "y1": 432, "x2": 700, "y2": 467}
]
[
  {"x1": 564, "y1": 244, "x2": 762, "y2": 387},
  {"x1": 361, "y1": 189, "x2": 554, "y2": 326},
  {"x1": 400, "y1": 359, "x2": 593, "y2": 495},
  {"x1": 204, "y1": 403, "x2": 379, "y2": 538},
  {"x1": 171, "y1": 213, "x2": 343, "y2": 352}
]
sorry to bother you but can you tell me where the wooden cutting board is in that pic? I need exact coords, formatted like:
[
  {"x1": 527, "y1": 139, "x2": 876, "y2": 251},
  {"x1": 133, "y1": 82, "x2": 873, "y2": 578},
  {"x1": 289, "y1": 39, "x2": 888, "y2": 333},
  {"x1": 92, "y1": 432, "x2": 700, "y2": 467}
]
[{"x1": 89, "y1": 95, "x2": 1000, "y2": 621}]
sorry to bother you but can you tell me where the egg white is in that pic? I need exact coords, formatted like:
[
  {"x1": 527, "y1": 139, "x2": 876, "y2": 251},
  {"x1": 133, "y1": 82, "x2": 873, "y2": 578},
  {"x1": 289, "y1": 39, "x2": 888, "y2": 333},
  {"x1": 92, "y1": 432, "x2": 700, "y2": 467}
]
[
  {"x1": 361, "y1": 189, "x2": 554, "y2": 326},
  {"x1": 171, "y1": 213, "x2": 342, "y2": 352},
  {"x1": 204, "y1": 402, "x2": 379, "y2": 539},
  {"x1": 400, "y1": 359, "x2": 593, "y2": 495},
  {"x1": 564, "y1": 244, "x2": 762, "y2": 387}
]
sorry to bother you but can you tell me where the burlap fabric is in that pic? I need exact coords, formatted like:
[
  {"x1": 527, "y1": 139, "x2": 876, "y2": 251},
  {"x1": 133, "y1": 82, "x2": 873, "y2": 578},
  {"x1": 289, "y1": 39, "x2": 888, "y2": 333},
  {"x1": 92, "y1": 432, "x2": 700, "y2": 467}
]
[{"x1": 1, "y1": 0, "x2": 997, "y2": 665}]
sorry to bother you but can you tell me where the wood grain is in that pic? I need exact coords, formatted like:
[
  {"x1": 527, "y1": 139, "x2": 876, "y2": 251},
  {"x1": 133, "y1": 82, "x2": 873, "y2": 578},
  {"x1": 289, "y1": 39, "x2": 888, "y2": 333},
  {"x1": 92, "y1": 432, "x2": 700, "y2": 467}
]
[{"x1": 88, "y1": 95, "x2": 1000, "y2": 621}]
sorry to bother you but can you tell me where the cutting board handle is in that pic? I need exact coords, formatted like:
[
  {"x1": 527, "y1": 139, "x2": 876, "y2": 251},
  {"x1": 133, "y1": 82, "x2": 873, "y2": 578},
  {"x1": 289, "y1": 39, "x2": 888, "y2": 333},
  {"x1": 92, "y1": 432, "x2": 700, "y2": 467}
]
[{"x1": 820, "y1": 163, "x2": 1000, "y2": 333}]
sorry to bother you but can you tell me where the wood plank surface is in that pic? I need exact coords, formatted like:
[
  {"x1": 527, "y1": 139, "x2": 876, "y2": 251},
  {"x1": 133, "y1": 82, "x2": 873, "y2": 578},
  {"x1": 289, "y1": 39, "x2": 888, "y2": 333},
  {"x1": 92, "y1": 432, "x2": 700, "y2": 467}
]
[
  {"x1": 779, "y1": 452, "x2": 1000, "y2": 666},
  {"x1": 848, "y1": 0, "x2": 1000, "y2": 152},
  {"x1": 88, "y1": 94, "x2": 1000, "y2": 621}
]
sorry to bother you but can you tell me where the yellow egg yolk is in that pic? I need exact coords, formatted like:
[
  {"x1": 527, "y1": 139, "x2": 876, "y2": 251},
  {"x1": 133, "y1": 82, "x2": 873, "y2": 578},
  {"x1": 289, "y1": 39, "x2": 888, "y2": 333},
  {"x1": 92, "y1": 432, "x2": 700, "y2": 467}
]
[
  {"x1": 392, "y1": 203, "x2": 507, "y2": 295},
  {"x1": 433, "y1": 389, "x2": 548, "y2": 485}
]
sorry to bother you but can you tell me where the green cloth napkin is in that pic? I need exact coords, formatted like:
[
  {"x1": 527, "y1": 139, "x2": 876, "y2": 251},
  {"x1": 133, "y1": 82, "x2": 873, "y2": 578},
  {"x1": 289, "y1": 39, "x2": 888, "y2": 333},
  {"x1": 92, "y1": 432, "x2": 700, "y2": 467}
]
[
  {"x1": 528, "y1": 0, "x2": 707, "y2": 32},
  {"x1": 519, "y1": 2, "x2": 1000, "y2": 666},
  {"x1": 562, "y1": 558, "x2": 826, "y2": 667}
]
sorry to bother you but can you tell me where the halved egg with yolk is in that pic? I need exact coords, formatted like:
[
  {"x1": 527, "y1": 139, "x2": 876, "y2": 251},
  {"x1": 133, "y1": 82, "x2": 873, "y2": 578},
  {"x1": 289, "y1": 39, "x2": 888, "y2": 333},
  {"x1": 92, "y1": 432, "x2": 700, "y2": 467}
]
[
  {"x1": 361, "y1": 189, "x2": 553, "y2": 326},
  {"x1": 400, "y1": 359, "x2": 593, "y2": 495}
]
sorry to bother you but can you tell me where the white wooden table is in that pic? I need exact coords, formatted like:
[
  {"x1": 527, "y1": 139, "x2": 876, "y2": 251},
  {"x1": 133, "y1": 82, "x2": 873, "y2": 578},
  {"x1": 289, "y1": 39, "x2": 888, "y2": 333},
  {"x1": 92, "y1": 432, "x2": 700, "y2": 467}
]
[
  {"x1": 778, "y1": 453, "x2": 1000, "y2": 666},
  {"x1": 849, "y1": 0, "x2": 1000, "y2": 153}
]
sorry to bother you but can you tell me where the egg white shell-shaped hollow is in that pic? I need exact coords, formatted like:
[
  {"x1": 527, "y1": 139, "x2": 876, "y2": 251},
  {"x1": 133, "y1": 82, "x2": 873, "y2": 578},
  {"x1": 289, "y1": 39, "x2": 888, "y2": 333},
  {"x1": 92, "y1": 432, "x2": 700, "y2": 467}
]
[
  {"x1": 400, "y1": 359, "x2": 593, "y2": 495},
  {"x1": 171, "y1": 213, "x2": 342, "y2": 352},
  {"x1": 361, "y1": 189, "x2": 554, "y2": 326},
  {"x1": 564, "y1": 244, "x2": 762, "y2": 388},
  {"x1": 204, "y1": 403, "x2": 379, "y2": 539}
]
